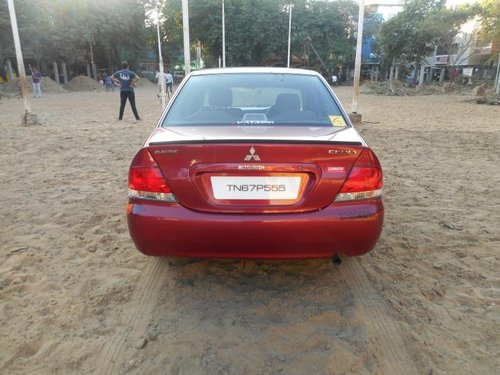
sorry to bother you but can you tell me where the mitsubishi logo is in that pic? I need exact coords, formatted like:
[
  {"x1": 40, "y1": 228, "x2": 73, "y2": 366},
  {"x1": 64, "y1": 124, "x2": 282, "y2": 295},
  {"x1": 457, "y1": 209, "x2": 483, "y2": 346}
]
[{"x1": 244, "y1": 146, "x2": 261, "y2": 161}]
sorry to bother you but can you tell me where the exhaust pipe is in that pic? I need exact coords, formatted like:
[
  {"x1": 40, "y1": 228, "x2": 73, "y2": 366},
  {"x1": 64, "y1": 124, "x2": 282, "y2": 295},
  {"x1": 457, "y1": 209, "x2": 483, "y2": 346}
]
[{"x1": 332, "y1": 254, "x2": 342, "y2": 266}]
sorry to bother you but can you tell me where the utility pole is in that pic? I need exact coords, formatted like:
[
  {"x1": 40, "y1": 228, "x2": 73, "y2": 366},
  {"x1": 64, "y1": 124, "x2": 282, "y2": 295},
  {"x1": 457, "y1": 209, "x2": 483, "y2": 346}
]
[
  {"x1": 6, "y1": 0, "x2": 37, "y2": 125},
  {"x1": 351, "y1": 0, "x2": 365, "y2": 124},
  {"x1": 157, "y1": 3, "x2": 166, "y2": 110},
  {"x1": 496, "y1": 52, "x2": 500, "y2": 95},
  {"x1": 287, "y1": 3, "x2": 293, "y2": 68},
  {"x1": 182, "y1": 0, "x2": 191, "y2": 75},
  {"x1": 222, "y1": 0, "x2": 226, "y2": 68},
  {"x1": 89, "y1": 35, "x2": 97, "y2": 81}
]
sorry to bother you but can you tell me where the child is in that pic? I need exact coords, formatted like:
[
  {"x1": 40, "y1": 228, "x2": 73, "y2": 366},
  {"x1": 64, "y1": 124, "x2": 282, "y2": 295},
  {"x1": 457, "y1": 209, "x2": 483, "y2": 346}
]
[{"x1": 103, "y1": 73, "x2": 113, "y2": 92}]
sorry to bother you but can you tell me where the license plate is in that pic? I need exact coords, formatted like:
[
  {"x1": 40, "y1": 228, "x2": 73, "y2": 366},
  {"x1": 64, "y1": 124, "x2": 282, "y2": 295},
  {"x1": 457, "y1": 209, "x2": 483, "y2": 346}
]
[{"x1": 211, "y1": 176, "x2": 301, "y2": 200}]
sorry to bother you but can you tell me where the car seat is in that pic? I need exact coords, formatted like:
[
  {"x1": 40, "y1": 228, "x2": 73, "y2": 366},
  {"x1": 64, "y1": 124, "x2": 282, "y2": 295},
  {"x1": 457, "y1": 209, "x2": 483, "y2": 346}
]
[{"x1": 266, "y1": 93, "x2": 301, "y2": 119}]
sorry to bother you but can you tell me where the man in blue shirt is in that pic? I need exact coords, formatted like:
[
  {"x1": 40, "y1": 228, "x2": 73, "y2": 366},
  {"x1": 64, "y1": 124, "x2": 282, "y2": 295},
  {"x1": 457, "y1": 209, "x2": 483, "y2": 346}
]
[{"x1": 112, "y1": 61, "x2": 141, "y2": 121}]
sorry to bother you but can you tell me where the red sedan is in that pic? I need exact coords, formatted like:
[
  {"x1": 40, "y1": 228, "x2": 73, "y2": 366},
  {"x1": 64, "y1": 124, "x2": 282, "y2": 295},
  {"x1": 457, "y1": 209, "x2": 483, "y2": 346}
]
[{"x1": 127, "y1": 67, "x2": 383, "y2": 259}]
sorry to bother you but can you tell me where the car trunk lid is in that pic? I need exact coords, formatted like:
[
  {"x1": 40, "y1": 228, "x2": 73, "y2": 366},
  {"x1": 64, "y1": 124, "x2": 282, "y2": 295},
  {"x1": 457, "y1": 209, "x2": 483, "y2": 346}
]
[{"x1": 148, "y1": 141, "x2": 364, "y2": 213}]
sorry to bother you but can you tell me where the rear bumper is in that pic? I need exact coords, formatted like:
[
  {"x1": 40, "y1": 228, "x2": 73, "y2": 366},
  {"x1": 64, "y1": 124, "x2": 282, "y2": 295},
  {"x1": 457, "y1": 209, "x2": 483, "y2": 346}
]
[{"x1": 127, "y1": 199, "x2": 383, "y2": 259}]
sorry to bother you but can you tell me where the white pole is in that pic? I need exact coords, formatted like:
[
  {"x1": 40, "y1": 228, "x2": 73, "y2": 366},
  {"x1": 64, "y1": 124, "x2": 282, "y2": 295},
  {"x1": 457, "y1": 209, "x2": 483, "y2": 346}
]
[
  {"x1": 157, "y1": 4, "x2": 166, "y2": 109},
  {"x1": 196, "y1": 41, "x2": 201, "y2": 69},
  {"x1": 6, "y1": 0, "x2": 31, "y2": 114},
  {"x1": 89, "y1": 39, "x2": 93, "y2": 77},
  {"x1": 89, "y1": 37, "x2": 97, "y2": 80},
  {"x1": 287, "y1": 3, "x2": 293, "y2": 68},
  {"x1": 495, "y1": 52, "x2": 500, "y2": 95},
  {"x1": 418, "y1": 63, "x2": 425, "y2": 87},
  {"x1": 182, "y1": 0, "x2": 191, "y2": 75},
  {"x1": 352, "y1": 0, "x2": 365, "y2": 114},
  {"x1": 222, "y1": 0, "x2": 226, "y2": 68}
]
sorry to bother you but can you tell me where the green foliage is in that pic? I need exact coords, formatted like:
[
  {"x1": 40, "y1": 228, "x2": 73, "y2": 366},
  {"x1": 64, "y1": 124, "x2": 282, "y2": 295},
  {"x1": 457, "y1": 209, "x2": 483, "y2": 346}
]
[
  {"x1": 1, "y1": 0, "x2": 146, "y2": 69},
  {"x1": 0, "y1": 2, "x2": 14, "y2": 60},
  {"x1": 152, "y1": 0, "x2": 358, "y2": 69},
  {"x1": 292, "y1": 0, "x2": 358, "y2": 70},
  {"x1": 379, "y1": 0, "x2": 479, "y2": 66},
  {"x1": 2, "y1": 0, "x2": 359, "y2": 73},
  {"x1": 480, "y1": 0, "x2": 500, "y2": 42}
]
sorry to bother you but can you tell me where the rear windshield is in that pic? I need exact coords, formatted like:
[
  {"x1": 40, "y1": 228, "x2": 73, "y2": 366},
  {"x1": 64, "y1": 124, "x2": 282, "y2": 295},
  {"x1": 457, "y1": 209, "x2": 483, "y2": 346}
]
[{"x1": 160, "y1": 73, "x2": 346, "y2": 127}]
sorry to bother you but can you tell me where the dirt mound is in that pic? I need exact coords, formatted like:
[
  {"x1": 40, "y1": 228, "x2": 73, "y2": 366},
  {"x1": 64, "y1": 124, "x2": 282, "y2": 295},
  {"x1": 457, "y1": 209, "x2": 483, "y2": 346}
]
[
  {"x1": 476, "y1": 93, "x2": 500, "y2": 105},
  {"x1": 135, "y1": 78, "x2": 156, "y2": 88},
  {"x1": 0, "y1": 77, "x2": 67, "y2": 95},
  {"x1": 1, "y1": 79, "x2": 24, "y2": 96},
  {"x1": 64, "y1": 75, "x2": 103, "y2": 92},
  {"x1": 364, "y1": 81, "x2": 491, "y2": 97},
  {"x1": 364, "y1": 81, "x2": 450, "y2": 96},
  {"x1": 415, "y1": 84, "x2": 447, "y2": 95},
  {"x1": 42, "y1": 77, "x2": 68, "y2": 94},
  {"x1": 364, "y1": 81, "x2": 418, "y2": 96},
  {"x1": 0, "y1": 90, "x2": 11, "y2": 99}
]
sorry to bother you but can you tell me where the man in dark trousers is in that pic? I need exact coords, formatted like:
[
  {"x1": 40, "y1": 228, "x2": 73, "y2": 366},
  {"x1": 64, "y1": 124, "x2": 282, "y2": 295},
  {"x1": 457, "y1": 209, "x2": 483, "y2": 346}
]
[{"x1": 112, "y1": 61, "x2": 141, "y2": 121}]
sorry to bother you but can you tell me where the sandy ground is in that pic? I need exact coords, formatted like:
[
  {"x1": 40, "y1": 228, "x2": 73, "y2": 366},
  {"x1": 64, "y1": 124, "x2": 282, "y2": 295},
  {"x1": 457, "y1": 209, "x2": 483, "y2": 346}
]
[{"x1": 0, "y1": 84, "x2": 498, "y2": 375}]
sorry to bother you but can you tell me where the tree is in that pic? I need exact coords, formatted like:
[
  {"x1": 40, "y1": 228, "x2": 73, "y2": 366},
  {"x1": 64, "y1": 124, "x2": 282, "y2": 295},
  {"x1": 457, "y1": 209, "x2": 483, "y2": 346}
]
[
  {"x1": 0, "y1": 1, "x2": 15, "y2": 63},
  {"x1": 379, "y1": 0, "x2": 479, "y2": 83},
  {"x1": 479, "y1": 0, "x2": 500, "y2": 43},
  {"x1": 292, "y1": 0, "x2": 357, "y2": 71},
  {"x1": 2, "y1": 0, "x2": 359, "y2": 78},
  {"x1": 152, "y1": 0, "x2": 290, "y2": 68},
  {"x1": 1, "y1": 0, "x2": 147, "y2": 75},
  {"x1": 150, "y1": 0, "x2": 357, "y2": 70}
]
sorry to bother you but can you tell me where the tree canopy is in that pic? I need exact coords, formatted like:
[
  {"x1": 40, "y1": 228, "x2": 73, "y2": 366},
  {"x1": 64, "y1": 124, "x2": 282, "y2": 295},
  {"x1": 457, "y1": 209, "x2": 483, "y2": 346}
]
[
  {"x1": 1, "y1": 0, "x2": 147, "y2": 70},
  {"x1": 479, "y1": 0, "x2": 500, "y2": 43},
  {"x1": 378, "y1": 0, "x2": 480, "y2": 67},
  {"x1": 148, "y1": 0, "x2": 358, "y2": 71},
  {"x1": 2, "y1": 0, "x2": 495, "y2": 80},
  {"x1": 2, "y1": 0, "x2": 360, "y2": 74}
]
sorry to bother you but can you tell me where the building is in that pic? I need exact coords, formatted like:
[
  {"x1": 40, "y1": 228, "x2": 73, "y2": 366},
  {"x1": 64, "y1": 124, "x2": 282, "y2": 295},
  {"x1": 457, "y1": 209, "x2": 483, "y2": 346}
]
[{"x1": 423, "y1": 18, "x2": 498, "y2": 83}]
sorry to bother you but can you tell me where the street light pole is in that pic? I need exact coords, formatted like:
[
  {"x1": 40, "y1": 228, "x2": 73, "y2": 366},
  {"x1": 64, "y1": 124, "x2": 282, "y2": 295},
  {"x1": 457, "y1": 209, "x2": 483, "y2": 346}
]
[
  {"x1": 89, "y1": 35, "x2": 97, "y2": 81},
  {"x1": 222, "y1": 0, "x2": 226, "y2": 68},
  {"x1": 7, "y1": 0, "x2": 37, "y2": 124},
  {"x1": 351, "y1": 0, "x2": 365, "y2": 123},
  {"x1": 287, "y1": 3, "x2": 293, "y2": 68},
  {"x1": 156, "y1": 4, "x2": 166, "y2": 109},
  {"x1": 496, "y1": 52, "x2": 500, "y2": 95},
  {"x1": 182, "y1": 0, "x2": 191, "y2": 75}
]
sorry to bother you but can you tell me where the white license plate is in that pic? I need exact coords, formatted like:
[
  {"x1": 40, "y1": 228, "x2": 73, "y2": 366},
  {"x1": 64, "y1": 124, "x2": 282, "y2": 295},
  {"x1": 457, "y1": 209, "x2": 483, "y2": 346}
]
[{"x1": 211, "y1": 176, "x2": 301, "y2": 200}]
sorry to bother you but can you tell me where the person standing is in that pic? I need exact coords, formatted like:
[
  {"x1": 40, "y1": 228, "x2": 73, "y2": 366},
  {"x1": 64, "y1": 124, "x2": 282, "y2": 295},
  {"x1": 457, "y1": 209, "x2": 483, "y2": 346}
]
[
  {"x1": 30, "y1": 65, "x2": 42, "y2": 98},
  {"x1": 103, "y1": 72, "x2": 114, "y2": 92},
  {"x1": 155, "y1": 70, "x2": 167, "y2": 97},
  {"x1": 112, "y1": 61, "x2": 141, "y2": 121},
  {"x1": 331, "y1": 73, "x2": 338, "y2": 86},
  {"x1": 166, "y1": 71, "x2": 173, "y2": 97}
]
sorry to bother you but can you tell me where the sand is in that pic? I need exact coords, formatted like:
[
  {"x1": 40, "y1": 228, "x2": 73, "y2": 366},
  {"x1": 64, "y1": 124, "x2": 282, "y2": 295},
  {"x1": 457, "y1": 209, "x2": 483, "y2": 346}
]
[{"x1": 0, "y1": 84, "x2": 498, "y2": 374}]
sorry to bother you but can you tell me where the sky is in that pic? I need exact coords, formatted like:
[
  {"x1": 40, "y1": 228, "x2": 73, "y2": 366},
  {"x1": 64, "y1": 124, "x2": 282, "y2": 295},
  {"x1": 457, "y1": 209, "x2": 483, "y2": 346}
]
[{"x1": 446, "y1": 0, "x2": 481, "y2": 6}]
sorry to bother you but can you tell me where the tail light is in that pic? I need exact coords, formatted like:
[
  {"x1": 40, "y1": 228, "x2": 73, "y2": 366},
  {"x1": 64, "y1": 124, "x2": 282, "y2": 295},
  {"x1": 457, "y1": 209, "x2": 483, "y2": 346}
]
[
  {"x1": 128, "y1": 148, "x2": 177, "y2": 202},
  {"x1": 334, "y1": 148, "x2": 383, "y2": 202}
]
